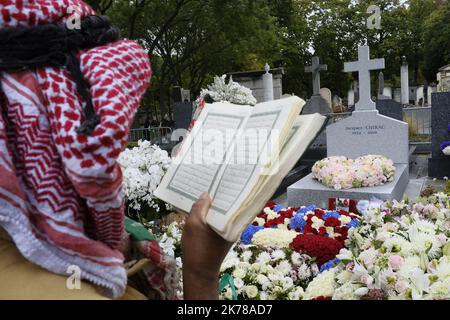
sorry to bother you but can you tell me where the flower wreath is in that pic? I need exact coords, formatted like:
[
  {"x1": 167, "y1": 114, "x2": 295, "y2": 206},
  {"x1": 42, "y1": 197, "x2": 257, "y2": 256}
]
[
  {"x1": 441, "y1": 123, "x2": 450, "y2": 156},
  {"x1": 312, "y1": 155, "x2": 396, "y2": 190}
]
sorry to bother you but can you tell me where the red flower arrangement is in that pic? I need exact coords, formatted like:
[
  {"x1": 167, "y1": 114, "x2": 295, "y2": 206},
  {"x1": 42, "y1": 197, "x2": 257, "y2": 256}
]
[{"x1": 290, "y1": 234, "x2": 343, "y2": 266}]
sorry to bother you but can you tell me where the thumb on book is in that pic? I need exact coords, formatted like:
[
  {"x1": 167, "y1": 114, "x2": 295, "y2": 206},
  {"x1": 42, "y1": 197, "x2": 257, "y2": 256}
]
[{"x1": 190, "y1": 192, "x2": 212, "y2": 222}]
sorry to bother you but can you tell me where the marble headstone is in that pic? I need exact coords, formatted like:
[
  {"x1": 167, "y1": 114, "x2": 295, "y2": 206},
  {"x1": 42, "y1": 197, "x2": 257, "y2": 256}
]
[
  {"x1": 428, "y1": 92, "x2": 450, "y2": 178},
  {"x1": 289, "y1": 46, "x2": 410, "y2": 207},
  {"x1": 320, "y1": 88, "x2": 333, "y2": 110}
]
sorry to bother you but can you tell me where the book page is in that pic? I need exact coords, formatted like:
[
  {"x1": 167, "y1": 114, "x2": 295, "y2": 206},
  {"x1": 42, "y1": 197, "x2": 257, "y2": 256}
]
[
  {"x1": 206, "y1": 96, "x2": 304, "y2": 233},
  {"x1": 154, "y1": 103, "x2": 252, "y2": 213},
  {"x1": 222, "y1": 113, "x2": 327, "y2": 241},
  {"x1": 211, "y1": 110, "x2": 282, "y2": 213}
]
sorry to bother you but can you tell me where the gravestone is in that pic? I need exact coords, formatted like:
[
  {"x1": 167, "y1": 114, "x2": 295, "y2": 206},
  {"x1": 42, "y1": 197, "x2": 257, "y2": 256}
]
[
  {"x1": 394, "y1": 88, "x2": 402, "y2": 103},
  {"x1": 302, "y1": 57, "x2": 332, "y2": 115},
  {"x1": 428, "y1": 92, "x2": 450, "y2": 178},
  {"x1": 320, "y1": 88, "x2": 332, "y2": 111},
  {"x1": 288, "y1": 45, "x2": 410, "y2": 208},
  {"x1": 376, "y1": 99, "x2": 403, "y2": 121},
  {"x1": 174, "y1": 102, "x2": 192, "y2": 130},
  {"x1": 416, "y1": 85, "x2": 425, "y2": 106},
  {"x1": 401, "y1": 57, "x2": 409, "y2": 105},
  {"x1": 377, "y1": 72, "x2": 391, "y2": 100},
  {"x1": 383, "y1": 87, "x2": 393, "y2": 99}
]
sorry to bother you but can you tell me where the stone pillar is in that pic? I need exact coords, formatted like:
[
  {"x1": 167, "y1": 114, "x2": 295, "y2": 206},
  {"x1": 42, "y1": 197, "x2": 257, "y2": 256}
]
[
  {"x1": 401, "y1": 57, "x2": 409, "y2": 105},
  {"x1": 262, "y1": 63, "x2": 274, "y2": 102}
]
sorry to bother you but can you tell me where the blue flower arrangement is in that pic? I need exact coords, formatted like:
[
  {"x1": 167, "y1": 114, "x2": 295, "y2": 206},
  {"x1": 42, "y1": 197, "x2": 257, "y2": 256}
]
[{"x1": 240, "y1": 225, "x2": 264, "y2": 245}]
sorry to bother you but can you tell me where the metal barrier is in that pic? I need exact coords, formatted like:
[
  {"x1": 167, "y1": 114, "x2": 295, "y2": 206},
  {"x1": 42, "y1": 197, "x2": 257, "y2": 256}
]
[
  {"x1": 129, "y1": 127, "x2": 173, "y2": 145},
  {"x1": 403, "y1": 106, "x2": 432, "y2": 144}
]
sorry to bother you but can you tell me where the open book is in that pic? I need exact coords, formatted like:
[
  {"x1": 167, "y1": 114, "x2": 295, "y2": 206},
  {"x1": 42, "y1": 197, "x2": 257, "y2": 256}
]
[{"x1": 155, "y1": 96, "x2": 327, "y2": 242}]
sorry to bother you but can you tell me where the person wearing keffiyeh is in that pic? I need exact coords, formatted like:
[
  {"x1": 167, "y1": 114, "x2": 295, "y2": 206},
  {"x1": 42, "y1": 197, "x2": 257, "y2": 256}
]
[{"x1": 0, "y1": 0, "x2": 232, "y2": 300}]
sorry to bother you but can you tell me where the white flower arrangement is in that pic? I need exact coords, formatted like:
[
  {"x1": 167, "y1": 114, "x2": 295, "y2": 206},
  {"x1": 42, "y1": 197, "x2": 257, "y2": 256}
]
[
  {"x1": 118, "y1": 140, "x2": 171, "y2": 212},
  {"x1": 251, "y1": 229, "x2": 298, "y2": 249},
  {"x1": 312, "y1": 155, "x2": 396, "y2": 190},
  {"x1": 157, "y1": 221, "x2": 184, "y2": 299},
  {"x1": 219, "y1": 245, "x2": 319, "y2": 300},
  {"x1": 315, "y1": 194, "x2": 450, "y2": 300},
  {"x1": 195, "y1": 75, "x2": 257, "y2": 107}
]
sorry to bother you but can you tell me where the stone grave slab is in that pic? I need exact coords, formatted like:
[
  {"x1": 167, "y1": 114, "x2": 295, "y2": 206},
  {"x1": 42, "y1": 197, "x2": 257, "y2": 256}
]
[{"x1": 288, "y1": 164, "x2": 409, "y2": 208}]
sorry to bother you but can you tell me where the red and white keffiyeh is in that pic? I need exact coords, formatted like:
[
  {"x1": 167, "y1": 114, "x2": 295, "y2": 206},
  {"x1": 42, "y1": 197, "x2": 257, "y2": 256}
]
[{"x1": 0, "y1": 0, "x2": 161, "y2": 299}]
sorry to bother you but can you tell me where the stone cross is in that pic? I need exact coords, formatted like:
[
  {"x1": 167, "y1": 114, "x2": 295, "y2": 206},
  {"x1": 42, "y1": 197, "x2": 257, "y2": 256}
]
[
  {"x1": 344, "y1": 45, "x2": 385, "y2": 111},
  {"x1": 305, "y1": 56, "x2": 327, "y2": 96}
]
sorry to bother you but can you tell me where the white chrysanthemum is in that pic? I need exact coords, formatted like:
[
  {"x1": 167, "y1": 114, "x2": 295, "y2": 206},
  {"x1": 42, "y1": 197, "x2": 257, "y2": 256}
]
[
  {"x1": 291, "y1": 252, "x2": 303, "y2": 265},
  {"x1": 383, "y1": 236, "x2": 413, "y2": 256},
  {"x1": 297, "y1": 263, "x2": 312, "y2": 280},
  {"x1": 304, "y1": 269, "x2": 336, "y2": 300},
  {"x1": 271, "y1": 250, "x2": 286, "y2": 261},
  {"x1": 275, "y1": 260, "x2": 292, "y2": 276},
  {"x1": 411, "y1": 220, "x2": 438, "y2": 235},
  {"x1": 252, "y1": 229, "x2": 297, "y2": 248},
  {"x1": 410, "y1": 231, "x2": 442, "y2": 259},
  {"x1": 256, "y1": 252, "x2": 272, "y2": 264},
  {"x1": 281, "y1": 277, "x2": 294, "y2": 290}
]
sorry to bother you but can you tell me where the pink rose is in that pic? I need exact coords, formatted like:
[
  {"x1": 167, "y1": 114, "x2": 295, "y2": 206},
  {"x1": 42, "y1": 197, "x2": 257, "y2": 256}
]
[{"x1": 388, "y1": 255, "x2": 404, "y2": 271}]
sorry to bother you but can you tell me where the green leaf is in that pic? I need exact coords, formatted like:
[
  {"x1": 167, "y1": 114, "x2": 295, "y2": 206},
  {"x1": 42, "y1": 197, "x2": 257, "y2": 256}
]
[{"x1": 125, "y1": 217, "x2": 156, "y2": 241}]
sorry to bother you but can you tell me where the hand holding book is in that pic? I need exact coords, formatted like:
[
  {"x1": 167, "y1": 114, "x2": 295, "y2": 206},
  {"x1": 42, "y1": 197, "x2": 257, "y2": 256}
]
[{"x1": 155, "y1": 96, "x2": 327, "y2": 242}]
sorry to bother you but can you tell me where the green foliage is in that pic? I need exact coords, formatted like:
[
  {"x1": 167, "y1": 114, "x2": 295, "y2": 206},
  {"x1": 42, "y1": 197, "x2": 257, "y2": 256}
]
[
  {"x1": 423, "y1": 0, "x2": 450, "y2": 82},
  {"x1": 84, "y1": 0, "x2": 449, "y2": 117}
]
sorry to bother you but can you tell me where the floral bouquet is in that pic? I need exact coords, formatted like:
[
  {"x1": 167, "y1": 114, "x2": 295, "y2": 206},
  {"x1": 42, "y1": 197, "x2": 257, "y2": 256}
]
[
  {"x1": 312, "y1": 155, "x2": 396, "y2": 190},
  {"x1": 303, "y1": 194, "x2": 450, "y2": 300},
  {"x1": 189, "y1": 75, "x2": 257, "y2": 130},
  {"x1": 118, "y1": 140, "x2": 172, "y2": 222},
  {"x1": 219, "y1": 202, "x2": 361, "y2": 300}
]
